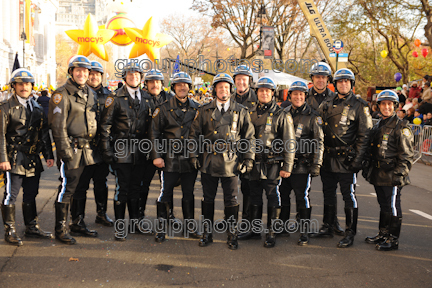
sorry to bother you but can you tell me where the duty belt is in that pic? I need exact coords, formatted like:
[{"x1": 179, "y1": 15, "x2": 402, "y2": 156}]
[
  {"x1": 324, "y1": 146, "x2": 351, "y2": 157},
  {"x1": 8, "y1": 143, "x2": 39, "y2": 155},
  {"x1": 70, "y1": 137, "x2": 91, "y2": 149}
]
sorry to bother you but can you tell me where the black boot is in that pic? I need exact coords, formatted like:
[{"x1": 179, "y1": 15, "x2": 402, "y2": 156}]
[
  {"x1": 238, "y1": 204, "x2": 262, "y2": 240},
  {"x1": 333, "y1": 202, "x2": 345, "y2": 236},
  {"x1": 155, "y1": 202, "x2": 170, "y2": 242},
  {"x1": 1, "y1": 204, "x2": 23, "y2": 246},
  {"x1": 225, "y1": 204, "x2": 239, "y2": 250},
  {"x1": 277, "y1": 205, "x2": 290, "y2": 236},
  {"x1": 298, "y1": 208, "x2": 312, "y2": 246},
  {"x1": 114, "y1": 200, "x2": 127, "y2": 241},
  {"x1": 182, "y1": 199, "x2": 201, "y2": 239},
  {"x1": 310, "y1": 204, "x2": 335, "y2": 238},
  {"x1": 127, "y1": 199, "x2": 141, "y2": 234},
  {"x1": 22, "y1": 202, "x2": 53, "y2": 239},
  {"x1": 95, "y1": 188, "x2": 114, "y2": 227},
  {"x1": 70, "y1": 198, "x2": 98, "y2": 237},
  {"x1": 365, "y1": 211, "x2": 391, "y2": 244},
  {"x1": 169, "y1": 199, "x2": 182, "y2": 227},
  {"x1": 376, "y1": 216, "x2": 402, "y2": 251},
  {"x1": 264, "y1": 206, "x2": 280, "y2": 248},
  {"x1": 337, "y1": 207, "x2": 358, "y2": 248},
  {"x1": 138, "y1": 193, "x2": 149, "y2": 222},
  {"x1": 288, "y1": 203, "x2": 300, "y2": 231},
  {"x1": 54, "y1": 202, "x2": 76, "y2": 245},
  {"x1": 241, "y1": 192, "x2": 250, "y2": 224},
  {"x1": 199, "y1": 201, "x2": 214, "y2": 247}
]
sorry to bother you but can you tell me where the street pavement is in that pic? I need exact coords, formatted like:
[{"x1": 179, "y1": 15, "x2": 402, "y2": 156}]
[{"x1": 0, "y1": 162, "x2": 431, "y2": 288}]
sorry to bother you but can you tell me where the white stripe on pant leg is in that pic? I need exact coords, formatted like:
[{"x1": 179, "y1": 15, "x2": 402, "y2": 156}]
[
  {"x1": 4, "y1": 172, "x2": 12, "y2": 205},
  {"x1": 350, "y1": 173, "x2": 358, "y2": 208},
  {"x1": 57, "y1": 161, "x2": 67, "y2": 203},
  {"x1": 391, "y1": 186, "x2": 398, "y2": 216},
  {"x1": 275, "y1": 179, "x2": 282, "y2": 207},
  {"x1": 303, "y1": 174, "x2": 311, "y2": 209},
  {"x1": 157, "y1": 171, "x2": 165, "y2": 202}
]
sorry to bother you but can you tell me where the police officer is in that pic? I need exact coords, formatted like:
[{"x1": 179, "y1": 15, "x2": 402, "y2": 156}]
[
  {"x1": 316, "y1": 69, "x2": 372, "y2": 248},
  {"x1": 0, "y1": 69, "x2": 54, "y2": 246},
  {"x1": 72, "y1": 61, "x2": 114, "y2": 232},
  {"x1": 189, "y1": 73, "x2": 255, "y2": 250},
  {"x1": 141, "y1": 69, "x2": 174, "y2": 224},
  {"x1": 150, "y1": 72, "x2": 200, "y2": 242},
  {"x1": 307, "y1": 62, "x2": 335, "y2": 111},
  {"x1": 100, "y1": 62, "x2": 151, "y2": 241},
  {"x1": 304, "y1": 62, "x2": 344, "y2": 235},
  {"x1": 49, "y1": 56, "x2": 98, "y2": 245},
  {"x1": 238, "y1": 77, "x2": 295, "y2": 248},
  {"x1": 363, "y1": 90, "x2": 413, "y2": 251},
  {"x1": 280, "y1": 80, "x2": 324, "y2": 246},
  {"x1": 232, "y1": 65, "x2": 258, "y2": 225}
]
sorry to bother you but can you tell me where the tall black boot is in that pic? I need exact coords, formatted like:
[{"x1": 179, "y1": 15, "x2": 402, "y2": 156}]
[
  {"x1": 277, "y1": 205, "x2": 290, "y2": 236},
  {"x1": 225, "y1": 204, "x2": 239, "y2": 250},
  {"x1": 365, "y1": 211, "x2": 391, "y2": 244},
  {"x1": 70, "y1": 198, "x2": 98, "y2": 237},
  {"x1": 241, "y1": 192, "x2": 250, "y2": 223},
  {"x1": 310, "y1": 204, "x2": 335, "y2": 238},
  {"x1": 114, "y1": 200, "x2": 127, "y2": 241},
  {"x1": 95, "y1": 188, "x2": 114, "y2": 227},
  {"x1": 1, "y1": 204, "x2": 23, "y2": 246},
  {"x1": 288, "y1": 203, "x2": 300, "y2": 231},
  {"x1": 199, "y1": 201, "x2": 214, "y2": 247},
  {"x1": 155, "y1": 202, "x2": 170, "y2": 242},
  {"x1": 182, "y1": 199, "x2": 200, "y2": 239},
  {"x1": 376, "y1": 216, "x2": 402, "y2": 251},
  {"x1": 337, "y1": 207, "x2": 358, "y2": 248},
  {"x1": 298, "y1": 208, "x2": 312, "y2": 246},
  {"x1": 238, "y1": 204, "x2": 262, "y2": 240},
  {"x1": 127, "y1": 199, "x2": 141, "y2": 234},
  {"x1": 333, "y1": 202, "x2": 345, "y2": 236},
  {"x1": 264, "y1": 206, "x2": 280, "y2": 248},
  {"x1": 54, "y1": 202, "x2": 76, "y2": 245},
  {"x1": 138, "y1": 192, "x2": 149, "y2": 221},
  {"x1": 22, "y1": 202, "x2": 53, "y2": 239},
  {"x1": 169, "y1": 197, "x2": 182, "y2": 227}
]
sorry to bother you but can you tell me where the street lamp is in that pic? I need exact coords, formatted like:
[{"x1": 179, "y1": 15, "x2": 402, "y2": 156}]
[{"x1": 257, "y1": 4, "x2": 266, "y2": 56}]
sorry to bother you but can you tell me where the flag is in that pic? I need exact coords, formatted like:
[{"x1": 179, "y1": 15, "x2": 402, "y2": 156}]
[{"x1": 12, "y1": 53, "x2": 20, "y2": 72}]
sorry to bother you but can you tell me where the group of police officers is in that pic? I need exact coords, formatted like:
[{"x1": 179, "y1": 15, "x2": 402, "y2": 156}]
[{"x1": 0, "y1": 55, "x2": 413, "y2": 252}]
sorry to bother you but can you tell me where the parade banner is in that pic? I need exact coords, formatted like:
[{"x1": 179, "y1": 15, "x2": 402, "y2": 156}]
[{"x1": 261, "y1": 26, "x2": 275, "y2": 59}]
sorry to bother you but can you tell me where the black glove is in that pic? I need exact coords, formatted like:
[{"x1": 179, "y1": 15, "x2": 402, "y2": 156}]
[
  {"x1": 238, "y1": 159, "x2": 254, "y2": 174},
  {"x1": 309, "y1": 165, "x2": 320, "y2": 177},
  {"x1": 349, "y1": 161, "x2": 362, "y2": 173},
  {"x1": 103, "y1": 151, "x2": 114, "y2": 164},
  {"x1": 190, "y1": 157, "x2": 201, "y2": 170},
  {"x1": 391, "y1": 175, "x2": 403, "y2": 187}
]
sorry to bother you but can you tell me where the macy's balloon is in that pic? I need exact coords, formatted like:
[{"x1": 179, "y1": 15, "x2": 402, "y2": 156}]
[
  {"x1": 106, "y1": 0, "x2": 136, "y2": 46},
  {"x1": 65, "y1": 14, "x2": 115, "y2": 61},
  {"x1": 124, "y1": 17, "x2": 173, "y2": 61}
]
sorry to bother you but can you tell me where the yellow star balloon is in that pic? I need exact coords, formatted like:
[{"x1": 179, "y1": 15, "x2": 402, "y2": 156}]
[
  {"x1": 124, "y1": 17, "x2": 173, "y2": 61},
  {"x1": 65, "y1": 14, "x2": 115, "y2": 61}
]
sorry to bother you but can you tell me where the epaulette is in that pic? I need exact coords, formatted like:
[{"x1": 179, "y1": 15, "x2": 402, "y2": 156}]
[{"x1": 354, "y1": 94, "x2": 368, "y2": 106}]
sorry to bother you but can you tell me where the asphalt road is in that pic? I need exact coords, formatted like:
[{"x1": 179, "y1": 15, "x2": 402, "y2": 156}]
[{"x1": 0, "y1": 162, "x2": 431, "y2": 288}]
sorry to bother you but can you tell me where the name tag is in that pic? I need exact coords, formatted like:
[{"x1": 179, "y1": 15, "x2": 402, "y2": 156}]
[
  {"x1": 295, "y1": 123, "x2": 303, "y2": 138},
  {"x1": 339, "y1": 106, "x2": 350, "y2": 125},
  {"x1": 265, "y1": 116, "x2": 273, "y2": 132},
  {"x1": 231, "y1": 112, "x2": 239, "y2": 134}
]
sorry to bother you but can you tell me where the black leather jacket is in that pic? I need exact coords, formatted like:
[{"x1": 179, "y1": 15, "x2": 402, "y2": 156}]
[
  {"x1": 189, "y1": 100, "x2": 255, "y2": 177},
  {"x1": 234, "y1": 88, "x2": 258, "y2": 109},
  {"x1": 318, "y1": 92, "x2": 373, "y2": 173},
  {"x1": 285, "y1": 102, "x2": 324, "y2": 174},
  {"x1": 99, "y1": 86, "x2": 152, "y2": 164},
  {"x1": 150, "y1": 96, "x2": 200, "y2": 173},
  {"x1": 365, "y1": 114, "x2": 413, "y2": 187},
  {"x1": 248, "y1": 101, "x2": 295, "y2": 180},
  {"x1": 307, "y1": 87, "x2": 336, "y2": 111},
  {"x1": 0, "y1": 95, "x2": 53, "y2": 176},
  {"x1": 48, "y1": 79, "x2": 98, "y2": 169}
]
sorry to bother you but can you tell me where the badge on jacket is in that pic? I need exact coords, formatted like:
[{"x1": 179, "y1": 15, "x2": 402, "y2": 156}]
[
  {"x1": 402, "y1": 128, "x2": 411, "y2": 137},
  {"x1": 53, "y1": 93, "x2": 62, "y2": 105},
  {"x1": 105, "y1": 96, "x2": 114, "y2": 108},
  {"x1": 152, "y1": 107, "x2": 160, "y2": 118},
  {"x1": 316, "y1": 116, "x2": 323, "y2": 125},
  {"x1": 364, "y1": 107, "x2": 370, "y2": 116}
]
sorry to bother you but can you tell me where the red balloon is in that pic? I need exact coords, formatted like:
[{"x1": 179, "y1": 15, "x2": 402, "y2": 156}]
[
  {"x1": 414, "y1": 39, "x2": 421, "y2": 47},
  {"x1": 422, "y1": 48, "x2": 429, "y2": 58},
  {"x1": 413, "y1": 51, "x2": 419, "y2": 58}
]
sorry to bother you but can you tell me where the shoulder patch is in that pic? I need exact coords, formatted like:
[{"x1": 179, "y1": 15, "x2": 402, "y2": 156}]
[
  {"x1": 52, "y1": 93, "x2": 62, "y2": 105},
  {"x1": 316, "y1": 116, "x2": 323, "y2": 125},
  {"x1": 402, "y1": 128, "x2": 411, "y2": 137},
  {"x1": 194, "y1": 110, "x2": 199, "y2": 120},
  {"x1": 363, "y1": 106, "x2": 370, "y2": 116},
  {"x1": 105, "y1": 96, "x2": 114, "y2": 108},
  {"x1": 152, "y1": 107, "x2": 160, "y2": 118}
]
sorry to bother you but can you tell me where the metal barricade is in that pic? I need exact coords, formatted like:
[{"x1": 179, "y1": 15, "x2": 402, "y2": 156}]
[
  {"x1": 408, "y1": 124, "x2": 423, "y2": 164},
  {"x1": 421, "y1": 125, "x2": 432, "y2": 157}
]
